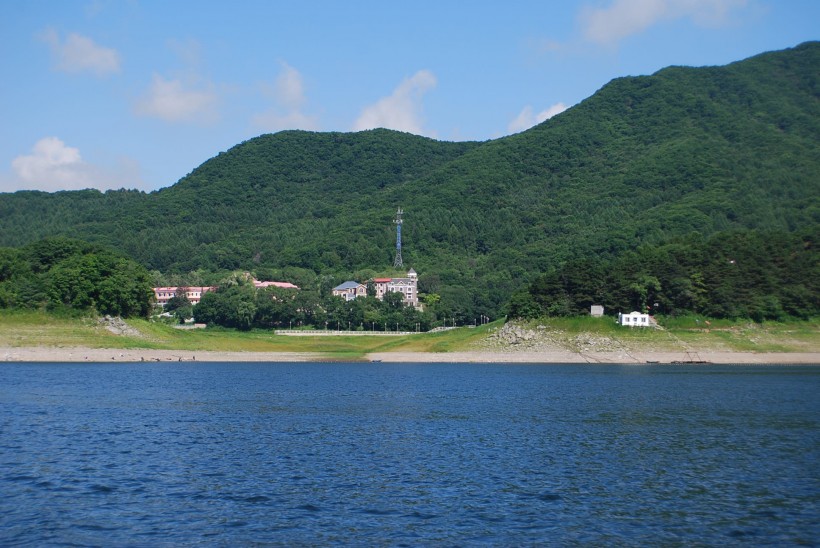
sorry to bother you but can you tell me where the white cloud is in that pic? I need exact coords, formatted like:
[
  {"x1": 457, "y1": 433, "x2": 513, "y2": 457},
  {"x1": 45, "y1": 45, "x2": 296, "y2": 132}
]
[
  {"x1": 353, "y1": 70, "x2": 437, "y2": 136},
  {"x1": 580, "y1": 0, "x2": 747, "y2": 46},
  {"x1": 507, "y1": 103, "x2": 568, "y2": 134},
  {"x1": 274, "y1": 62, "x2": 307, "y2": 110},
  {"x1": 252, "y1": 62, "x2": 319, "y2": 132},
  {"x1": 7, "y1": 137, "x2": 144, "y2": 192},
  {"x1": 167, "y1": 38, "x2": 204, "y2": 69},
  {"x1": 40, "y1": 28, "x2": 121, "y2": 76},
  {"x1": 135, "y1": 73, "x2": 218, "y2": 123}
]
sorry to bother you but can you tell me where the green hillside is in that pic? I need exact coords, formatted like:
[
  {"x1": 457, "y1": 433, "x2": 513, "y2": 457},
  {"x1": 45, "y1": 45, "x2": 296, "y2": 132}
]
[{"x1": 0, "y1": 42, "x2": 818, "y2": 319}]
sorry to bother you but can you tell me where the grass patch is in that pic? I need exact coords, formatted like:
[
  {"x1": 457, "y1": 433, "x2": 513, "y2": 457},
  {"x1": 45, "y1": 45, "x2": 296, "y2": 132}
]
[
  {"x1": 522, "y1": 316, "x2": 619, "y2": 333},
  {"x1": 0, "y1": 309, "x2": 119, "y2": 348},
  {"x1": 370, "y1": 322, "x2": 499, "y2": 353},
  {"x1": 668, "y1": 319, "x2": 820, "y2": 353},
  {"x1": 0, "y1": 310, "x2": 496, "y2": 357},
  {"x1": 505, "y1": 315, "x2": 819, "y2": 353},
  {"x1": 2, "y1": 311, "x2": 817, "y2": 356}
]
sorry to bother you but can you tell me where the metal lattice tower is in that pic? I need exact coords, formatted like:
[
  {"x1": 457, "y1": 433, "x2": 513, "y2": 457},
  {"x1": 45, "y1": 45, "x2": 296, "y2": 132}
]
[{"x1": 393, "y1": 208, "x2": 403, "y2": 268}]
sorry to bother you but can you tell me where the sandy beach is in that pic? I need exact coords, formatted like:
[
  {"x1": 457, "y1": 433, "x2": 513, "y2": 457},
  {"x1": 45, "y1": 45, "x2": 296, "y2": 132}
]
[{"x1": 2, "y1": 346, "x2": 818, "y2": 364}]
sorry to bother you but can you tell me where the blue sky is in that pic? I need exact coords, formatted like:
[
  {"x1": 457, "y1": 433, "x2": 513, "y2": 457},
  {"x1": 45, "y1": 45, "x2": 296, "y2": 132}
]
[{"x1": 1, "y1": 0, "x2": 817, "y2": 193}]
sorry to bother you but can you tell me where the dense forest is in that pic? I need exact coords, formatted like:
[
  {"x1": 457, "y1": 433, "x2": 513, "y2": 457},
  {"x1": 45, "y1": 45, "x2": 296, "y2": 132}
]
[
  {"x1": 0, "y1": 42, "x2": 817, "y2": 321},
  {"x1": 509, "y1": 229, "x2": 819, "y2": 321},
  {"x1": 0, "y1": 238, "x2": 154, "y2": 317}
]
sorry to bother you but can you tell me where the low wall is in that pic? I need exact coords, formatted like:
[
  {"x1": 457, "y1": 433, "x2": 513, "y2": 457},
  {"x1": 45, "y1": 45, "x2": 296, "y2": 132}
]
[{"x1": 274, "y1": 329, "x2": 421, "y2": 336}]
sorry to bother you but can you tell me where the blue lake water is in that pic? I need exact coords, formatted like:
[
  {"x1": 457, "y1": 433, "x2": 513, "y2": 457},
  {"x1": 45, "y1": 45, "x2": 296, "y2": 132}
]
[{"x1": 1, "y1": 362, "x2": 818, "y2": 545}]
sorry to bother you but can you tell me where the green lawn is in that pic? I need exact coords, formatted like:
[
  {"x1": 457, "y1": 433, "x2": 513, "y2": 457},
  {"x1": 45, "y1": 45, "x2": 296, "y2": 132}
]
[
  {"x1": 0, "y1": 310, "x2": 495, "y2": 358},
  {"x1": 1, "y1": 311, "x2": 817, "y2": 357}
]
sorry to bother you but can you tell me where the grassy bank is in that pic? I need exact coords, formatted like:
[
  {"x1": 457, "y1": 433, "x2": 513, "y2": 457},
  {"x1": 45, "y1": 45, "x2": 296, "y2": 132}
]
[
  {"x1": 1, "y1": 311, "x2": 818, "y2": 358},
  {"x1": 0, "y1": 311, "x2": 496, "y2": 359},
  {"x1": 508, "y1": 316, "x2": 820, "y2": 354}
]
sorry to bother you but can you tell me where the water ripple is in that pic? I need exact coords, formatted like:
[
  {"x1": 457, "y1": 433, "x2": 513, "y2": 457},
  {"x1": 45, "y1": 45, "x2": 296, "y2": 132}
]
[{"x1": 1, "y1": 362, "x2": 818, "y2": 545}]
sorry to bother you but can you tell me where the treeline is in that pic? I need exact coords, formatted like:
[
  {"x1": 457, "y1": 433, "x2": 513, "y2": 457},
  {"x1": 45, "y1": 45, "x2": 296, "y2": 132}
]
[
  {"x1": 180, "y1": 275, "x2": 434, "y2": 331},
  {"x1": 0, "y1": 238, "x2": 154, "y2": 317},
  {"x1": 152, "y1": 265, "x2": 486, "y2": 327},
  {"x1": 508, "y1": 230, "x2": 819, "y2": 322}
]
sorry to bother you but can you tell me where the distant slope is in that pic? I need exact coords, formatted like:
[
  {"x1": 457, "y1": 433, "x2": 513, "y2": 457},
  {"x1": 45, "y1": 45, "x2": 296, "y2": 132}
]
[
  {"x1": 403, "y1": 41, "x2": 819, "y2": 255},
  {"x1": 136, "y1": 129, "x2": 479, "y2": 272},
  {"x1": 0, "y1": 42, "x2": 817, "y2": 317}
]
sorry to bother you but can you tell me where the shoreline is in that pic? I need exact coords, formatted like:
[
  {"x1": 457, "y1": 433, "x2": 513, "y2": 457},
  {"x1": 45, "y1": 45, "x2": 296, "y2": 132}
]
[{"x1": 2, "y1": 346, "x2": 818, "y2": 364}]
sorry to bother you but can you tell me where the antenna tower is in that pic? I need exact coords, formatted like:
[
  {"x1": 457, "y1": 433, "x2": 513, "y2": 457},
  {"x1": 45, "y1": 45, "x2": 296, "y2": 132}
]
[{"x1": 393, "y1": 208, "x2": 403, "y2": 268}]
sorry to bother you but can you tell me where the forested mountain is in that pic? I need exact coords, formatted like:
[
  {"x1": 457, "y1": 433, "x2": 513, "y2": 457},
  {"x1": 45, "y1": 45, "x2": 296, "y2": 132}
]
[{"x1": 1, "y1": 42, "x2": 818, "y2": 319}]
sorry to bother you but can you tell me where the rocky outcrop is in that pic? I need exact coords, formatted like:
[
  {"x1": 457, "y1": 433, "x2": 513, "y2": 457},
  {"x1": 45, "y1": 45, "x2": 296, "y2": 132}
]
[
  {"x1": 491, "y1": 323, "x2": 537, "y2": 345},
  {"x1": 570, "y1": 333, "x2": 622, "y2": 353},
  {"x1": 98, "y1": 315, "x2": 142, "y2": 337},
  {"x1": 479, "y1": 321, "x2": 624, "y2": 353},
  {"x1": 481, "y1": 322, "x2": 562, "y2": 351}
]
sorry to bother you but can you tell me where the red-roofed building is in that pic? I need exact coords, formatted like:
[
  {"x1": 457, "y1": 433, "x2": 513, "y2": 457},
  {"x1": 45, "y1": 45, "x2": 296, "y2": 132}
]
[
  {"x1": 153, "y1": 286, "x2": 216, "y2": 306},
  {"x1": 350, "y1": 269, "x2": 419, "y2": 308},
  {"x1": 153, "y1": 277, "x2": 299, "y2": 308},
  {"x1": 372, "y1": 278, "x2": 393, "y2": 299},
  {"x1": 254, "y1": 280, "x2": 299, "y2": 290}
]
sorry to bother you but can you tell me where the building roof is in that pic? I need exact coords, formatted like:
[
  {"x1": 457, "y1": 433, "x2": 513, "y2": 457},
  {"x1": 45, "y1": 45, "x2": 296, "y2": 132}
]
[
  {"x1": 373, "y1": 278, "x2": 392, "y2": 283},
  {"x1": 254, "y1": 281, "x2": 299, "y2": 289},
  {"x1": 333, "y1": 281, "x2": 362, "y2": 291},
  {"x1": 152, "y1": 286, "x2": 216, "y2": 292}
]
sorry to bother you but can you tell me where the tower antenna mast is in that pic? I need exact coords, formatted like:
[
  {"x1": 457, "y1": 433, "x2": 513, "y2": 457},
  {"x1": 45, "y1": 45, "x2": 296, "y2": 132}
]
[{"x1": 393, "y1": 208, "x2": 403, "y2": 268}]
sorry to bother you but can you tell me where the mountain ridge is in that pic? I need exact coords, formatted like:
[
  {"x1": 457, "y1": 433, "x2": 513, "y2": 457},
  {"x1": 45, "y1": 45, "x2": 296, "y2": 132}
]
[{"x1": 1, "y1": 41, "x2": 817, "y2": 317}]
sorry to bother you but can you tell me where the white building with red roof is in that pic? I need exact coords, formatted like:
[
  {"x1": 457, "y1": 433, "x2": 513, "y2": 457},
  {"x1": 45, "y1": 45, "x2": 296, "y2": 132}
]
[{"x1": 341, "y1": 269, "x2": 419, "y2": 308}]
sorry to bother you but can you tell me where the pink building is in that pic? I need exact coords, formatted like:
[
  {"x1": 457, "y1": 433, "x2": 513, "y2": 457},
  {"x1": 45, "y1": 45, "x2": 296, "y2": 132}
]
[
  {"x1": 153, "y1": 286, "x2": 216, "y2": 306},
  {"x1": 253, "y1": 280, "x2": 299, "y2": 290},
  {"x1": 153, "y1": 277, "x2": 299, "y2": 307}
]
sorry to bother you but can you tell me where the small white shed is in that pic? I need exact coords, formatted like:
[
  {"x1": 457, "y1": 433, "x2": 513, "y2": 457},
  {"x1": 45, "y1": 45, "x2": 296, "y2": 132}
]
[{"x1": 618, "y1": 311, "x2": 650, "y2": 327}]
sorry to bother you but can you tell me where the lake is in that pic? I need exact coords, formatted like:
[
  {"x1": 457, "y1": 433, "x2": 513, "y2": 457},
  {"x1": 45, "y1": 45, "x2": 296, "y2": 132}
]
[{"x1": 1, "y1": 362, "x2": 818, "y2": 545}]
